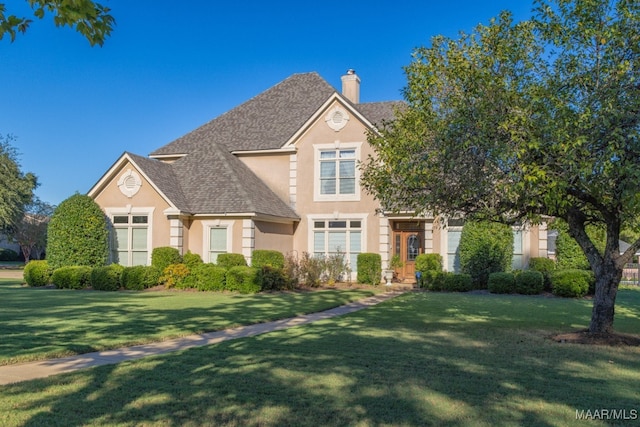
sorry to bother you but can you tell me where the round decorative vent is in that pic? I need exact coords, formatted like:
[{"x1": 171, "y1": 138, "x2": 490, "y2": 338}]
[
  {"x1": 117, "y1": 169, "x2": 142, "y2": 198},
  {"x1": 325, "y1": 106, "x2": 349, "y2": 131}
]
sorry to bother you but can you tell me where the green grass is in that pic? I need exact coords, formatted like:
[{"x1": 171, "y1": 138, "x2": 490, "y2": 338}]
[
  {"x1": 0, "y1": 278, "x2": 379, "y2": 365},
  {"x1": 0, "y1": 287, "x2": 639, "y2": 426}
]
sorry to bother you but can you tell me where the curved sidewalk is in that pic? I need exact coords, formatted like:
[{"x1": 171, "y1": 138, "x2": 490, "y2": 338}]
[{"x1": 0, "y1": 291, "x2": 405, "y2": 385}]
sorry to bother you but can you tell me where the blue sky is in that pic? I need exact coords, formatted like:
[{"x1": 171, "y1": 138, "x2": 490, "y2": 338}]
[{"x1": 0, "y1": 1, "x2": 533, "y2": 206}]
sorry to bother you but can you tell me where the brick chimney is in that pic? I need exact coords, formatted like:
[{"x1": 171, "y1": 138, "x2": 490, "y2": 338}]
[{"x1": 341, "y1": 69, "x2": 360, "y2": 104}]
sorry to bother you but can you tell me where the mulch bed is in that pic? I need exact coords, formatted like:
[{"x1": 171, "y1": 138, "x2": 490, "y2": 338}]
[{"x1": 552, "y1": 330, "x2": 640, "y2": 347}]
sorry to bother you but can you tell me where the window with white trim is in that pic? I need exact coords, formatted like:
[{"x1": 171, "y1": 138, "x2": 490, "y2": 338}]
[
  {"x1": 111, "y1": 214, "x2": 149, "y2": 266},
  {"x1": 446, "y1": 219, "x2": 464, "y2": 272},
  {"x1": 314, "y1": 143, "x2": 361, "y2": 201},
  {"x1": 512, "y1": 229, "x2": 524, "y2": 270},
  {"x1": 313, "y1": 219, "x2": 362, "y2": 272},
  {"x1": 203, "y1": 220, "x2": 234, "y2": 263}
]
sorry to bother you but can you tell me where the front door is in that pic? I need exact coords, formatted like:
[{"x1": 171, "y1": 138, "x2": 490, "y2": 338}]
[{"x1": 393, "y1": 222, "x2": 424, "y2": 282}]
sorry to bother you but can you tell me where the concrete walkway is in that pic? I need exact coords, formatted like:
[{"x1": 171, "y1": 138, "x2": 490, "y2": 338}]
[{"x1": 0, "y1": 291, "x2": 405, "y2": 385}]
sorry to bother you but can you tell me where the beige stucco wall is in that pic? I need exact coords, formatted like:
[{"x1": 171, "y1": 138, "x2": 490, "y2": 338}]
[
  {"x1": 92, "y1": 160, "x2": 174, "y2": 262},
  {"x1": 237, "y1": 153, "x2": 291, "y2": 203},
  {"x1": 254, "y1": 221, "x2": 294, "y2": 254},
  {"x1": 186, "y1": 217, "x2": 244, "y2": 263}
]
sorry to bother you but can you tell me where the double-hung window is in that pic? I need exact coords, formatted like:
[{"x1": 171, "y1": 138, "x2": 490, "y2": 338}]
[
  {"x1": 203, "y1": 220, "x2": 234, "y2": 263},
  {"x1": 315, "y1": 143, "x2": 361, "y2": 201},
  {"x1": 111, "y1": 214, "x2": 149, "y2": 266}
]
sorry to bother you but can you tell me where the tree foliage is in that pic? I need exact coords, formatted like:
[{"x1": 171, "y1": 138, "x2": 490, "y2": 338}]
[
  {"x1": 361, "y1": 0, "x2": 640, "y2": 334},
  {"x1": 0, "y1": 0, "x2": 115, "y2": 46},
  {"x1": 9, "y1": 197, "x2": 54, "y2": 261},
  {"x1": 46, "y1": 193, "x2": 109, "y2": 269},
  {"x1": 0, "y1": 134, "x2": 38, "y2": 234}
]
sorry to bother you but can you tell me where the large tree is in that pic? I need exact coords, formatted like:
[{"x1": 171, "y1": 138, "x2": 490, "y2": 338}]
[
  {"x1": 0, "y1": 0, "x2": 114, "y2": 46},
  {"x1": 361, "y1": 0, "x2": 640, "y2": 335},
  {"x1": 0, "y1": 135, "x2": 38, "y2": 234}
]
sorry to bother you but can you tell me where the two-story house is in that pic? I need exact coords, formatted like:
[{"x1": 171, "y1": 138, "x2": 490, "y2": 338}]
[{"x1": 88, "y1": 70, "x2": 549, "y2": 281}]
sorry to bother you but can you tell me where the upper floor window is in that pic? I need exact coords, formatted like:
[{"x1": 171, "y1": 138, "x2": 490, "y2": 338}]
[{"x1": 314, "y1": 143, "x2": 361, "y2": 202}]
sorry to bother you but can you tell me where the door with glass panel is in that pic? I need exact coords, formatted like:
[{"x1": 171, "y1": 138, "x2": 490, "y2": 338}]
[{"x1": 392, "y1": 222, "x2": 424, "y2": 281}]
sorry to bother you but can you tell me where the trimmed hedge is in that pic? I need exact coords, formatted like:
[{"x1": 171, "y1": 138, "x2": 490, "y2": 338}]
[
  {"x1": 252, "y1": 250, "x2": 285, "y2": 269},
  {"x1": 121, "y1": 265, "x2": 161, "y2": 290},
  {"x1": 46, "y1": 194, "x2": 109, "y2": 270},
  {"x1": 217, "y1": 253, "x2": 247, "y2": 269},
  {"x1": 52, "y1": 266, "x2": 92, "y2": 289},
  {"x1": 459, "y1": 221, "x2": 514, "y2": 289},
  {"x1": 23, "y1": 260, "x2": 52, "y2": 287},
  {"x1": 528, "y1": 257, "x2": 556, "y2": 290},
  {"x1": 415, "y1": 253, "x2": 443, "y2": 288},
  {"x1": 488, "y1": 272, "x2": 516, "y2": 294},
  {"x1": 258, "y1": 265, "x2": 290, "y2": 291},
  {"x1": 515, "y1": 270, "x2": 544, "y2": 295},
  {"x1": 159, "y1": 263, "x2": 190, "y2": 289},
  {"x1": 182, "y1": 251, "x2": 203, "y2": 269},
  {"x1": 357, "y1": 253, "x2": 382, "y2": 285},
  {"x1": 550, "y1": 269, "x2": 591, "y2": 297},
  {"x1": 90, "y1": 264, "x2": 124, "y2": 291},
  {"x1": 193, "y1": 264, "x2": 227, "y2": 291},
  {"x1": 226, "y1": 266, "x2": 260, "y2": 294},
  {"x1": 428, "y1": 272, "x2": 472, "y2": 292},
  {"x1": 151, "y1": 247, "x2": 183, "y2": 273}
]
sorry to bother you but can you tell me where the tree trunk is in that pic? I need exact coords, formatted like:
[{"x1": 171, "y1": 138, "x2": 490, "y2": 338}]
[{"x1": 589, "y1": 261, "x2": 621, "y2": 334}]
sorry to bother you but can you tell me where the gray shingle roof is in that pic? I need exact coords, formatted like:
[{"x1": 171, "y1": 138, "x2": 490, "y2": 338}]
[
  {"x1": 138, "y1": 72, "x2": 400, "y2": 218},
  {"x1": 151, "y1": 72, "x2": 336, "y2": 155}
]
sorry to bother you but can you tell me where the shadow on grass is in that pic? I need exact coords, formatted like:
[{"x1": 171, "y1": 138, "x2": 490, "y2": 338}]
[{"x1": 2, "y1": 291, "x2": 639, "y2": 426}]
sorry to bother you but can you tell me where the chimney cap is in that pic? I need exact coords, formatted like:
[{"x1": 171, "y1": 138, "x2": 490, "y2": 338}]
[{"x1": 346, "y1": 69, "x2": 356, "y2": 75}]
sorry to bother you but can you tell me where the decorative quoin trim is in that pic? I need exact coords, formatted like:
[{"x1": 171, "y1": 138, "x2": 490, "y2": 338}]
[{"x1": 242, "y1": 219, "x2": 255, "y2": 264}]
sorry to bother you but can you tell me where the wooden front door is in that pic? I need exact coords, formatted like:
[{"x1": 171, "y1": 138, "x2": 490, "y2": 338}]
[{"x1": 393, "y1": 222, "x2": 424, "y2": 282}]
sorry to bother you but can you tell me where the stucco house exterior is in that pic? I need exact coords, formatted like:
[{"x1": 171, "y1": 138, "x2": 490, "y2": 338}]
[{"x1": 88, "y1": 70, "x2": 549, "y2": 281}]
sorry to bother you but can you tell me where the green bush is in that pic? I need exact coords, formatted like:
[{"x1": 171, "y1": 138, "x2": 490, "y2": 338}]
[
  {"x1": 528, "y1": 257, "x2": 556, "y2": 290},
  {"x1": 46, "y1": 193, "x2": 109, "y2": 270},
  {"x1": 443, "y1": 273, "x2": 473, "y2": 292},
  {"x1": 182, "y1": 251, "x2": 203, "y2": 269},
  {"x1": 515, "y1": 270, "x2": 544, "y2": 295},
  {"x1": 121, "y1": 265, "x2": 161, "y2": 290},
  {"x1": 258, "y1": 265, "x2": 290, "y2": 291},
  {"x1": 225, "y1": 266, "x2": 260, "y2": 294},
  {"x1": 283, "y1": 252, "x2": 301, "y2": 287},
  {"x1": 91, "y1": 264, "x2": 124, "y2": 291},
  {"x1": 357, "y1": 253, "x2": 382, "y2": 285},
  {"x1": 23, "y1": 260, "x2": 52, "y2": 287},
  {"x1": 424, "y1": 271, "x2": 447, "y2": 291},
  {"x1": 151, "y1": 247, "x2": 183, "y2": 273},
  {"x1": 192, "y1": 264, "x2": 226, "y2": 291},
  {"x1": 488, "y1": 272, "x2": 516, "y2": 294},
  {"x1": 252, "y1": 250, "x2": 285, "y2": 269},
  {"x1": 159, "y1": 263, "x2": 191, "y2": 289},
  {"x1": 0, "y1": 248, "x2": 20, "y2": 261},
  {"x1": 217, "y1": 253, "x2": 247, "y2": 269},
  {"x1": 550, "y1": 269, "x2": 591, "y2": 297},
  {"x1": 51, "y1": 266, "x2": 92, "y2": 289},
  {"x1": 415, "y1": 253, "x2": 443, "y2": 273},
  {"x1": 459, "y1": 221, "x2": 514, "y2": 289}
]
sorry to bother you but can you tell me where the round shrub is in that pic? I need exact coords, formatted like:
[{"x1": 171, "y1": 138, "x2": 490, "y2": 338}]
[
  {"x1": 23, "y1": 260, "x2": 52, "y2": 287},
  {"x1": 443, "y1": 273, "x2": 473, "y2": 292},
  {"x1": 258, "y1": 265, "x2": 290, "y2": 291},
  {"x1": 193, "y1": 264, "x2": 227, "y2": 291},
  {"x1": 550, "y1": 269, "x2": 591, "y2": 297},
  {"x1": 91, "y1": 264, "x2": 124, "y2": 291},
  {"x1": 217, "y1": 253, "x2": 247, "y2": 269},
  {"x1": 357, "y1": 253, "x2": 382, "y2": 285},
  {"x1": 425, "y1": 271, "x2": 447, "y2": 291},
  {"x1": 488, "y1": 272, "x2": 516, "y2": 294},
  {"x1": 182, "y1": 251, "x2": 203, "y2": 269},
  {"x1": 52, "y1": 266, "x2": 92, "y2": 289},
  {"x1": 528, "y1": 257, "x2": 556, "y2": 290},
  {"x1": 226, "y1": 266, "x2": 260, "y2": 294},
  {"x1": 252, "y1": 250, "x2": 285, "y2": 269},
  {"x1": 415, "y1": 253, "x2": 443, "y2": 273},
  {"x1": 46, "y1": 194, "x2": 109, "y2": 270},
  {"x1": 515, "y1": 270, "x2": 544, "y2": 295},
  {"x1": 159, "y1": 263, "x2": 191, "y2": 289},
  {"x1": 121, "y1": 265, "x2": 161, "y2": 290},
  {"x1": 151, "y1": 247, "x2": 183, "y2": 273},
  {"x1": 459, "y1": 221, "x2": 514, "y2": 289}
]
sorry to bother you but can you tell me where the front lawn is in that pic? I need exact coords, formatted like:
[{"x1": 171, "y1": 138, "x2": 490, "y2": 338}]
[
  {"x1": 0, "y1": 287, "x2": 639, "y2": 426},
  {"x1": 0, "y1": 278, "x2": 379, "y2": 365}
]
